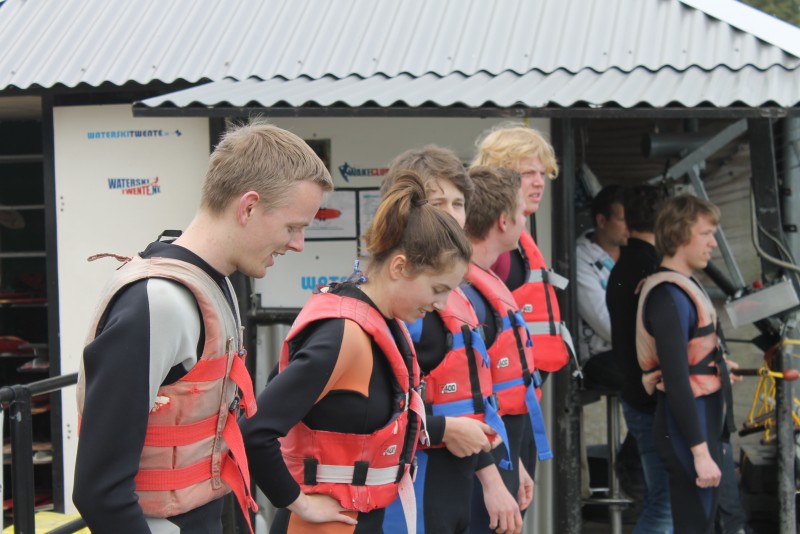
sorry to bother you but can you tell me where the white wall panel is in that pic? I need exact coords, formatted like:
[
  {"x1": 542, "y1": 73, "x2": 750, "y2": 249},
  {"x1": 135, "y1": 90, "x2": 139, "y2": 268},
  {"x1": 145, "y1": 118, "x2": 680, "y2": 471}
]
[{"x1": 53, "y1": 104, "x2": 208, "y2": 512}]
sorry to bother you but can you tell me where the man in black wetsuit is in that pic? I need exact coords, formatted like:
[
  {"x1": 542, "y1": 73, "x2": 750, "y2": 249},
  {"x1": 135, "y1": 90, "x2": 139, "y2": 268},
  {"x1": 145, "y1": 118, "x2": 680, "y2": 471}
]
[
  {"x1": 74, "y1": 122, "x2": 332, "y2": 534},
  {"x1": 636, "y1": 195, "x2": 737, "y2": 534}
]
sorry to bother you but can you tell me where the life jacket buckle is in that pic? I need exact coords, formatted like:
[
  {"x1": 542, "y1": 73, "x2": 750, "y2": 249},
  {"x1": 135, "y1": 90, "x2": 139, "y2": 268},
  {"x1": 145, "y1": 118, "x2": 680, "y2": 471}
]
[{"x1": 229, "y1": 395, "x2": 241, "y2": 414}]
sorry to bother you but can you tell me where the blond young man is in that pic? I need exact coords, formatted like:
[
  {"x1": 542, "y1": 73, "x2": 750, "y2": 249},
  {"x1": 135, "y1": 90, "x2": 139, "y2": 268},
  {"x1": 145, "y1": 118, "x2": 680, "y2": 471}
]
[
  {"x1": 636, "y1": 195, "x2": 738, "y2": 534},
  {"x1": 75, "y1": 122, "x2": 332, "y2": 534}
]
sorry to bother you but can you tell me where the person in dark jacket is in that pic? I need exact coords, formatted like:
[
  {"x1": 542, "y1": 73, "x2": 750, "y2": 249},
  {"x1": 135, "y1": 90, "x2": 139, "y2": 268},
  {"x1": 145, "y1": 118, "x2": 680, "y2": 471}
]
[{"x1": 607, "y1": 185, "x2": 670, "y2": 534}]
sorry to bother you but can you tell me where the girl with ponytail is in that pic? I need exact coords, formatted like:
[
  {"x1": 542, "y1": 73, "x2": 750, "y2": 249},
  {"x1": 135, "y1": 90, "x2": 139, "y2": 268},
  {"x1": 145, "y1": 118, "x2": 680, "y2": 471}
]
[{"x1": 241, "y1": 172, "x2": 470, "y2": 533}]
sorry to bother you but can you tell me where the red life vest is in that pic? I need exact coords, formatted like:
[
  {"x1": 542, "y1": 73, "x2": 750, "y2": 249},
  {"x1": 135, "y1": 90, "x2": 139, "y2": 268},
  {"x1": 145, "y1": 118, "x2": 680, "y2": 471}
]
[
  {"x1": 512, "y1": 231, "x2": 575, "y2": 372},
  {"x1": 636, "y1": 271, "x2": 722, "y2": 397},
  {"x1": 278, "y1": 290, "x2": 424, "y2": 517},
  {"x1": 466, "y1": 264, "x2": 535, "y2": 412},
  {"x1": 465, "y1": 263, "x2": 553, "y2": 460},
  {"x1": 78, "y1": 256, "x2": 258, "y2": 532},
  {"x1": 421, "y1": 288, "x2": 508, "y2": 459},
  {"x1": 424, "y1": 288, "x2": 493, "y2": 415}
]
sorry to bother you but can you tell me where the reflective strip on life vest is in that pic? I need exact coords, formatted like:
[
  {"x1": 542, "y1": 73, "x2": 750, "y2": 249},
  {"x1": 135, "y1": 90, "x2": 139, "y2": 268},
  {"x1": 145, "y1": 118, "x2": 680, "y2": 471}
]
[
  {"x1": 526, "y1": 321, "x2": 579, "y2": 365},
  {"x1": 527, "y1": 269, "x2": 569, "y2": 290},
  {"x1": 313, "y1": 464, "x2": 403, "y2": 485}
]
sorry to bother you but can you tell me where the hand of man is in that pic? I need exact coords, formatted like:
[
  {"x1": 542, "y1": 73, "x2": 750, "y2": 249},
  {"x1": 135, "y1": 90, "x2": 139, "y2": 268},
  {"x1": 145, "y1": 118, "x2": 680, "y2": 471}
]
[
  {"x1": 725, "y1": 358, "x2": 743, "y2": 384},
  {"x1": 641, "y1": 368, "x2": 663, "y2": 395},
  {"x1": 287, "y1": 493, "x2": 358, "y2": 525},
  {"x1": 442, "y1": 417, "x2": 494, "y2": 457},
  {"x1": 476, "y1": 464, "x2": 523, "y2": 534},
  {"x1": 517, "y1": 458, "x2": 534, "y2": 511},
  {"x1": 691, "y1": 443, "x2": 721, "y2": 488}
]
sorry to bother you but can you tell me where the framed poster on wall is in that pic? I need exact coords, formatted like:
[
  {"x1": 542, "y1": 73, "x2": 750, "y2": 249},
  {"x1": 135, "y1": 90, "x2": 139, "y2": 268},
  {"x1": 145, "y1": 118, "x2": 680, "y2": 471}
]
[
  {"x1": 357, "y1": 188, "x2": 381, "y2": 255},
  {"x1": 305, "y1": 189, "x2": 357, "y2": 240}
]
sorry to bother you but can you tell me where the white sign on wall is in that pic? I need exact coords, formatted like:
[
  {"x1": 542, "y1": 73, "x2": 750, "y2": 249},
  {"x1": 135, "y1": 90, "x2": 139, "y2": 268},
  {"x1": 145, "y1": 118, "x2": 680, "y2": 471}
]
[
  {"x1": 358, "y1": 189, "x2": 382, "y2": 255},
  {"x1": 257, "y1": 240, "x2": 359, "y2": 308},
  {"x1": 53, "y1": 104, "x2": 209, "y2": 513}
]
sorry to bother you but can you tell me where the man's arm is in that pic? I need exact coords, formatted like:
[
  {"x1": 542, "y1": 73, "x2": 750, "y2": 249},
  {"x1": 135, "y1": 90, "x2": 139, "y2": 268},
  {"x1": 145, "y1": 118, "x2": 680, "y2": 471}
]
[
  {"x1": 74, "y1": 280, "x2": 201, "y2": 532},
  {"x1": 576, "y1": 254, "x2": 612, "y2": 343},
  {"x1": 646, "y1": 285, "x2": 706, "y2": 447},
  {"x1": 241, "y1": 319, "x2": 352, "y2": 510},
  {"x1": 476, "y1": 463, "x2": 522, "y2": 534}
]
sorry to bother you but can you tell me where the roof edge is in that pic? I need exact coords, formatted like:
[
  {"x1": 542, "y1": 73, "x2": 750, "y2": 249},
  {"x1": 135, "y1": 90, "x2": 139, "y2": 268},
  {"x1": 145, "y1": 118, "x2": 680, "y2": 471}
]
[{"x1": 679, "y1": 0, "x2": 800, "y2": 58}]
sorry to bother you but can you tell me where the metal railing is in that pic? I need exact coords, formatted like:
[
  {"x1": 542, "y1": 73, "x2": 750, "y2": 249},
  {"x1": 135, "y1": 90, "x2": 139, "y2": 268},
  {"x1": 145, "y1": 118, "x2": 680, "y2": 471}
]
[{"x1": 0, "y1": 373, "x2": 86, "y2": 534}]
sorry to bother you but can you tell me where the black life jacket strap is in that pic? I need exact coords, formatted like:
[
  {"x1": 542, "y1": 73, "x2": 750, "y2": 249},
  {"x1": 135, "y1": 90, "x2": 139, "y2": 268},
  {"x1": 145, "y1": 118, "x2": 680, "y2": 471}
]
[
  {"x1": 462, "y1": 325, "x2": 487, "y2": 415},
  {"x1": 507, "y1": 309, "x2": 533, "y2": 387},
  {"x1": 688, "y1": 348, "x2": 735, "y2": 434},
  {"x1": 693, "y1": 322, "x2": 715, "y2": 338},
  {"x1": 540, "y1": 268, "x2": 557, "y2": 335}
]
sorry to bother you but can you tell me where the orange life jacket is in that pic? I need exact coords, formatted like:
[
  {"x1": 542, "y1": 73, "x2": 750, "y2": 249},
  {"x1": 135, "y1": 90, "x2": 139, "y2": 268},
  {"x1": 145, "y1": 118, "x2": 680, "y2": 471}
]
[
  {"x1": 512, "y1": 231, "x2": 576, "y2": 373},
  {"x1": 417, "y1": 288, "x2": 511, "y2": 467},
  {"x1": 78, "y1": 256, "x2": 258, "y2": 532},
  {"x1": 465, "y1": 263, "x2": 552, "y2": 461},
  {"x1": 636, "y1": 271, "x2": 722, "y2": 397},
  {"x1": 278, "y1": 290, "x2": 424, "y2": 528}
]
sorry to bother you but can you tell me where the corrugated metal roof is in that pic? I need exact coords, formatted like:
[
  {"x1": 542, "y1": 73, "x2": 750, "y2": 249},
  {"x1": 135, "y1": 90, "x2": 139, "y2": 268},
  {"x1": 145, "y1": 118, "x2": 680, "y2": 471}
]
[
  {"x1": 136, "y1": 65, "x2": 800, "y2": 111},
  {"x1": 0, "y1": 0, "x2": 798, "y2": 91}
]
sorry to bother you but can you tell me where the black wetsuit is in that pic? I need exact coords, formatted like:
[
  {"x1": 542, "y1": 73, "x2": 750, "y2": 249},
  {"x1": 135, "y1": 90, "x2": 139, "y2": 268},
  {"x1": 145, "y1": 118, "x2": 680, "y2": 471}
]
[
  {"x1": 641, "y1": 272, "x2": 724, "y2": 534},
  {"x1": 240, "y1": 282, "x2": 409, "y2": 534},
  {"x1": 74, "y1": 239, "x2": 234, "y2": 533},
  {"x1": 491, "y1": 249, "x2": 539, "y2": 486},
  {"x1": 607, "y1": 238, "x2": 660, "y2": 412},
  {"x1": 461, "y1": 281, "x2": 530, "y2": 533},
  {"x1": 383, "y1": 311, "x2": 494, "y2": 533}
]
